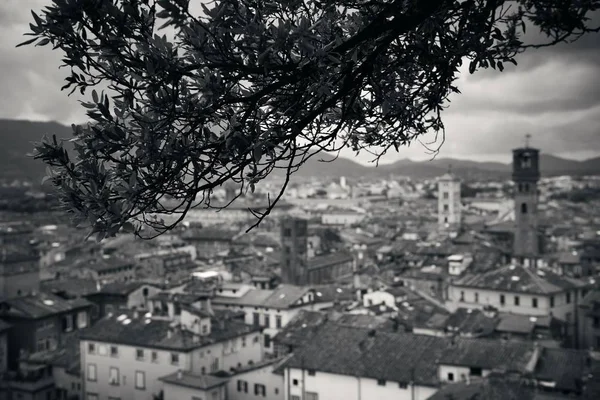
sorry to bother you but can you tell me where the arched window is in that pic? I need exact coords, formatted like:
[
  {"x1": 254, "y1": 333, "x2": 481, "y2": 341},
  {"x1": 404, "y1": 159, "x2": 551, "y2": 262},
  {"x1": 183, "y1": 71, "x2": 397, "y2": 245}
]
[{"x1": 521, "y1": 203, "x2": 528, "y2": 214}]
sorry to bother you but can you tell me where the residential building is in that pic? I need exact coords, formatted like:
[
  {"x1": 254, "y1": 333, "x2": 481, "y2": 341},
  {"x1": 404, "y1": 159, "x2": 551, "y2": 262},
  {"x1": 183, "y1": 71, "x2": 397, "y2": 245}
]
[
  {"x1": 447, "y1": 264, "x2": 589, "y2": 346},
  {"x1": 578, "y1": 288, "x2": 600, "y2": 351},
  {"x1": 512, "y1": 144, "x2": 541, "y2": 264},
  {"x1": 0, "y1": 293, "x2": 92, "y2": 369},
  {"x1": 160, "y1": 371, "x2": 228, "y2": 400},
  {"x1": 0, "y1": 243, "x2": 40, "y2": 298},
  {"x1": 84, "y1": 281, "x2": 162, "y2": 321},
  {"x1": 70, "y1": 259, "x2": 136, "y2": 283},
  {"x1": 227, "y1": 358, "x2": 285, "y2": 400},
  {"x1": 80, "y1": 307, "x2": 262, "y2": 400},
  {"x1": 211, "y1": 284, "x2": 322, "y2": 354},
  {"x1": 321, "y1": 211, "x2": 365, "y2": 226},
  {"x1": 280, "y1": 217, "x2": 309, "y2": 286}
]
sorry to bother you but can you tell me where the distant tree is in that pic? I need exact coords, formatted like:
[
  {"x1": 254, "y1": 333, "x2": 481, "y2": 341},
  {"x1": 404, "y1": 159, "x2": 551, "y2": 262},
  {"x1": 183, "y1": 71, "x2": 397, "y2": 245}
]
[{"x1": 22, "y1": 0, "x2": 600, "y2": 239}]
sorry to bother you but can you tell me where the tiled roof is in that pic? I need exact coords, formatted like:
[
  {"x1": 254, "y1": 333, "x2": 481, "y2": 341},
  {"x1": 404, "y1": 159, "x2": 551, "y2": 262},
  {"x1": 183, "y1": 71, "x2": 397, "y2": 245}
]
[
  {"x1": 26, "y1": 331, "x2": 81, "y2": 370},
  {"x1": 40, "y1": 278, "x2": 99, "y2": 297},
  {"x1": 84, "y1": 258, "x2": 134, "y2": 272},
  {"x1": 80, "y1": 311, "x2": 260, "y2": 351},
  {"x1": 0, "y1": 292, "x2": 91, "y2": 319},
  {"x1": 307, "y1": 251, "x2": 353, "y2": 271},
  {"x1": 445, "y1": 308, "x2": 499, "y2": 337},
  {"x1": 453, "y1": 265, "x2": 586, "y2": 294},
  {"x1": 495, "y1": 314, "x2": 535, "y2": 335},
  {"x1": 426, "y1": 375, "x2": 535, "y2": 400},
  {"x1": 96, "y1": 281, "x2": 149, "y2": 296},
  {"x1": 212, "y1": 284, "x2": 311, "y2": 309},
  {"x1": 181, "y1": 228, "x2": 237, "y2": 242},
  {"x1": 333, "y1": 313, "x2": 397, "y2": 331},
  {"x1": 534, "y1": 348, "x2": 590, "y2": 392},
  {"x1": 439, "y1": 337, "x2": 533, "y2": 372},
  {"x1": 159, "y1": 371, "x2": 229, "y2": 390},
  {"x1": 281, "y1": 322, "x2": 448, "y2": 386},
  {"x1": 273, "y1": 310, "x2": 328, "y2": 347}
]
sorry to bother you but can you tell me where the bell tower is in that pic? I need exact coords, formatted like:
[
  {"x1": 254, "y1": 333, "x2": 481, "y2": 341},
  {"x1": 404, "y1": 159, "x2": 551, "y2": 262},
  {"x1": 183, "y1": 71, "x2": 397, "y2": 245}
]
[{"x1": 512, "y1": 134, "x2": 541, "y2": 265}]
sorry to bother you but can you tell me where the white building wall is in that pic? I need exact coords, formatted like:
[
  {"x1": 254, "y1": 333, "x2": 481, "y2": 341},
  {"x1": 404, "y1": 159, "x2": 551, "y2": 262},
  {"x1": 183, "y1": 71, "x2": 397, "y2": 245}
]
[
  {"x1": 284, "y1": 368, "x2": 437, "y2": 400},
  {"x1": 127, "y1": 285, "x2": 162, "y2": 310},
  {"x1": 447, "y1": 286, "x2": 552, "y2": 316},
  {"x1": 81, "y1": 341, "x2": 189, "y2": 400},
  {"x1": 438, "y1": 365, "x2": 492, "y2": 383},
  {"x1": 228, "y1": 366, "x2": 284, "y2": 400},
  {"x1": 362, "y1": 292, "x2": 395, "y2": 309}
]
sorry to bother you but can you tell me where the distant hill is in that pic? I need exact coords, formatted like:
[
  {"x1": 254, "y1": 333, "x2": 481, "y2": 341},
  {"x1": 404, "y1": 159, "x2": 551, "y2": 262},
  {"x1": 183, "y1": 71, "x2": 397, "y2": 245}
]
[
  {"x1": 0, "y1": 119, "x2": 72, "y2": 182},
  {"x1": 0, "y1": 119, "x2": 598, "y2": 183}
]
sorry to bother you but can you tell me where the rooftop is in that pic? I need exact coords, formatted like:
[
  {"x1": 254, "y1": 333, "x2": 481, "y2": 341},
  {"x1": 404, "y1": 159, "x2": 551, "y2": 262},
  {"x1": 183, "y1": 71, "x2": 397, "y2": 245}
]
[
  {"x1": 40, "y1": 278, "x2": 99, "y2": 298},
  {"x1": 534, "y1": 347, "x2": 591, "y2": 393},
  {"x1": 445, "y1": 308, "x2": 499, "y2": 337},
  {"x1": 0, "y1": 292, "x2": 91, "y2": 319},
  {"x1": 453, "y1": 265, "x2": 587, "y2": 295},
  {"x1": 159, "y1": 371, "x2": 229, "y2": 391},
  {"x1": 80, "y1": 311, "x2": 260, "y2": 351},
  {"x1": 280, "y1": 322, "x2": 448, "y2": 386},
  {"x1": 212, "y1": 284, "x2": 312, "y2": 310},
  {"x1": 307, "y1": 251, "x2": 353, "y2": 271},
  {"x1": 273, "y1": 310, "x2": 328, "y2": 348},
  {"x1": 439, "y1": 337, "x2": 534, "y2": 372}
]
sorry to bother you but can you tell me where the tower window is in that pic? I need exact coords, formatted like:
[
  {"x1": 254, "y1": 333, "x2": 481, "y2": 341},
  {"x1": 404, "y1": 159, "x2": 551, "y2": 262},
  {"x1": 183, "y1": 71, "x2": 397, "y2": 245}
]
[
  {"x1": 521, "y1": 203, "x2": 527, "y2": 214},
  {"x1": 520, "y1": 155, "x2": 532, "y2": 169},
  {"x1": 443, "y1": 192, "x2": 449, "y2": 199},
  {"x1": 443, "y1": 204, "x2": 449, "y2": 212},
  {"x1": 524, "y1": 183, "x2": 529, "y2": 192}
]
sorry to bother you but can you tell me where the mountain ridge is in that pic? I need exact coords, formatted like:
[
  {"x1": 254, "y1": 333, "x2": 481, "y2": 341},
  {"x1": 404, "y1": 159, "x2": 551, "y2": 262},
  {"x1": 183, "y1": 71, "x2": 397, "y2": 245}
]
[{"x1": 1, "y1": 119, "x2": 598, "y2": 183}]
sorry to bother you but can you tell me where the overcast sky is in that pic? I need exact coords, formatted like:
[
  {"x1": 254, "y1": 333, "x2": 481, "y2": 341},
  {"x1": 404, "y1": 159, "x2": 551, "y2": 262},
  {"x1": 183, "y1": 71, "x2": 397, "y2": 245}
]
[{"x1": 1, "y1": 0, "x2": 599, "y2": 164}]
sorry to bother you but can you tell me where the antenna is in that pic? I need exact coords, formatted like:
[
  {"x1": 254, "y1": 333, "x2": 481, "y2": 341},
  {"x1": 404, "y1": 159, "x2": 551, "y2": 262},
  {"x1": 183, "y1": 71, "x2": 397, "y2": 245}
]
[{"x1": 524, "y1": 133, "x2": 531, "y2": 148}]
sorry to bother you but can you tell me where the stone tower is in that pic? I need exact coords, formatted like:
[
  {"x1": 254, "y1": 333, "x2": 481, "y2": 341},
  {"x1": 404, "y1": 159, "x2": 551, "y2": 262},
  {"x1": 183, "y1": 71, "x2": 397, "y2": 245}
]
[
  {"x1": 437, "y1": 168, "x2": 462, "y2": 233},
  {"x1": 512, "y1": 136, "x2": 541, "y2": 265},
  {"x1": 280, "y1": 216, "x2": 308, "y2": 285}
]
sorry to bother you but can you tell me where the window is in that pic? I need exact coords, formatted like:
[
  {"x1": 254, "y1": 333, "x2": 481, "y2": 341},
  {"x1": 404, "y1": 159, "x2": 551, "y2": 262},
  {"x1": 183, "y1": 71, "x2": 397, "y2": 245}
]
[
  {"x1": 306, "y1": 392, "x2": 319, "y2": 400},
  {"x1": 520, "y1": 155, "x2": 531, "y2": 169},
  {"x1": 566, "y1": 292, "x2": 571, "y2": 304},
  {"x1": 210, "y1": 358, "x2": 219, "y2": 372},
  {"x1": 459, "y1": 291, "x2": 464, "y2": 302},
  {"x1": 63, "y1": 314, "x2": 74, "y2": 332},
  {"x1": 242, "y1": 336, "x2": 247, "y2": 347},
  {"x1": 110, "y1": 346, "x2": 118, "y2": 357},
  {"x1": 500, "y1": 294, "x2": 505, "y2": 306},
  {"x1": 469, "y1": 367, "x2": 482, "y2": 377},
  {"x1": 86, "y1": 394, "x2": 98, "y2": 400},
  {"x1": 136, "y1": 349, "x2": 144, "y2": 361},
  {"x1": 135, "y1": 371, "x2": 145, "y2": 390},
  {"x1": 399, "y1": 382, "x2": 408, "y2": 389},
  {"x1": 253, "y1": 312, "x2": 260, "y2": 326},
  {"x1": 264, "y1": 334, "x2": 271, "y2": 348},
  {"x1": 151, "y1": 351, "x2": 158, "y2": 363},
  {"x1": 276, "y1": 315, "x2": 282, "y2": 329},
  {"x1": 292, "y1": 379, "x2": 299, "y2": 386},
  {"x1": 443, "y1": 192, "x2": 449, "y2": 199},
  {"x1": 264, "y1": 314, "x2": 270, "y2": 328},
  {"x1": 377, "y1": 379, "x2": 386, "y2": 386},
  {"x1": 443, "y1": 204, "x2": 449, "y2": 212},
  {"x1": 202, "y1": 324, "x2": 208, "y2": 335},
  {"x1": 77, "y1": 312, "x2": 88, "y2": 328},
  {"x1": 88, "y1": 343, "x2": 96, "y2": 354},
  {"x1": 550, "y1": 296, "x2": 555, "y2": 308},
  {"x1": 514, "y1": 296, "x2": 520, "y2": 306},
  {"x1": 275, "y1": 388, "x2": 279, "y2": 395},
  {"x1": 201, "y1": 366, "x2": 206, "y2": 375},
  {"x1": 521, "y1": 203, "x2": 528, "y2": 214},
  {"x1": 308, "y1": 369, "x2": 316, "y2": 376},
  {"x1": 593, "y1": 317, "x2": 600, "y2": 328},
  {"x1": 109, "y1": 367, "x2": 120, "y2": 385},
  {"x1": 237, "y1": 380, "x2": 245, "y2": 392},
  {"x1": 171, "y1": 353, "x2": 179, "y2": 365},
  {"x1": 253, "y1": 336, "x2": 259, "y2": 343},
  {"x1": 86, "y1": 364, "x2": 97, "y2": 382},
  {"x1": 532, "y1": 298, "x2": 538, "y2": 308},
  {"x1": 474, "y1": 293, "x2": 479, "y2": 303},
  {"x1": 254, "y1": 384, "x2": 266, "y2": 396}
]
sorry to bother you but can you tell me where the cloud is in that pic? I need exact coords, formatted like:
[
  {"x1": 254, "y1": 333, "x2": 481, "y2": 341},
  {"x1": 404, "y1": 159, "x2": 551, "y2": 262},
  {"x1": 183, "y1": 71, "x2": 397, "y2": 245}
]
[{"x1": 1, "y1": 0, "x2": 599, "y2": 165}]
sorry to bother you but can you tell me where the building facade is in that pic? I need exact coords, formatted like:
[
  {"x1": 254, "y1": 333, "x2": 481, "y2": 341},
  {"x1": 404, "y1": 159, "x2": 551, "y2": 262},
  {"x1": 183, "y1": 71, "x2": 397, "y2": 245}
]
[
  {"x1": 280, "y1": 218, "x2": 309, "y2": 286},
  {"x1": 437, "y1": 172, "x2": 462, "y2": 233}
]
